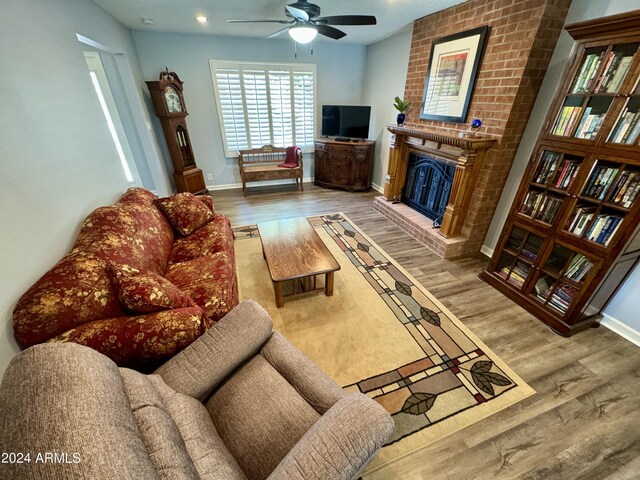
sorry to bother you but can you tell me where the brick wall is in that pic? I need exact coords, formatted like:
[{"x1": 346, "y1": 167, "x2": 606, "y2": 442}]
[{"x1": 403, "y1": 0, "x2": 571, "y2": 255}]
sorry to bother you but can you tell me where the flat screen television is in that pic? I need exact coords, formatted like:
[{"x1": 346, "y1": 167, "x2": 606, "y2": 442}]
[{"x1": 322, "y1": 105, "x2": 371, "y2": 139}]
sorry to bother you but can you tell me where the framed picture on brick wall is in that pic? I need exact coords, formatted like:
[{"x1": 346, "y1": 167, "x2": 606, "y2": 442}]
[{"x1": 420, "y1": 26, "x2": 489, "y2": 123}]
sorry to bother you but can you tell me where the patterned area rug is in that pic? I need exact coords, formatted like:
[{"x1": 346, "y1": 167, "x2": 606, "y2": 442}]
[{"x1": 234, "y1": 213, "x2": 534, "y2": 472}]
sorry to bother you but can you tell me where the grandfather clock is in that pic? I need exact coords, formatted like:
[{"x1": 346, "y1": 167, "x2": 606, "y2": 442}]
[{"x1": 146, "y1": 69, "x2": 207, "y2": 195}]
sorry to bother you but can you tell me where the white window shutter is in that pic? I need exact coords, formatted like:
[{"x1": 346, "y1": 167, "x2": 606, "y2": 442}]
[{"x1": 210, "y1": 61, "x2": 315, "y2": 157}]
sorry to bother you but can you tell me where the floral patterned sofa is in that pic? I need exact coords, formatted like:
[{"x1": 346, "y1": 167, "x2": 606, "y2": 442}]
[{"x1": 13, "y1": 188, "x2": 238, "y2": 369}]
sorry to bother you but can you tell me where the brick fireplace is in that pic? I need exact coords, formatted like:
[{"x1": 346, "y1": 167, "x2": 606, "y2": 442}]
[
  {"x1": 373, "y1": 126, "x2": 495, "y2": 258},
  {"x1": 376, "y1": 0, "x2": 572, "y2": 258}
]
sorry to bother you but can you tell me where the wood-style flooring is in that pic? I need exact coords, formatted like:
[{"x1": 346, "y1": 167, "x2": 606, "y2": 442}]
[{"x1": 212, "y1": 183, "x2": 640, "y2": 480}]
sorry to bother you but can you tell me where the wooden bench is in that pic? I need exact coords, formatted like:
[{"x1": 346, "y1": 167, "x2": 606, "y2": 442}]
[{"x1": 238, "y1": 145, "x2": 303, "y2": 196}]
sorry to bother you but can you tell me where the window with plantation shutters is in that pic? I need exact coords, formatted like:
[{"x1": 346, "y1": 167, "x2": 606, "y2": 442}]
[{"x1": 210, "y1": 61, "x2": 316, "y2": 157}]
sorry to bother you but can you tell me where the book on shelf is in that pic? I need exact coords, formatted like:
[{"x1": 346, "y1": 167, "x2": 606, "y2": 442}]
[
  {"x1": 547, "y1": 283, "x2": 577, "y2": 312},
  {"x1": 583, "y1": 165, "x2": 619, "y2": 199},
  {"x1": 552, "y1": 106, "x2": 583, "y2": 136},
  {"x1": 593, "y1": 51, "x2": 617, "y2": 93},
  {"x1": 609, "y1": 171, "x2": 639, "y2": 205},
  {"x1": 521, "y1": 191, "x2": 562, "y2": 223},
  {"x1": 534, "y1": 196, "x2": 563, "y2": 224},
  {"x1": 507, "y1": 262, "x2": 530, "y2": 288},
  {"x1": 554, "y1": 160, "x2": 579, "y2": 189},
  {"x1": 621, "y1": 175, "x2": 640, "y2": 208},
  {"x1": 563, "y1": 254, "x2": 594, "y2": 282},
  {"x1": 575, "y1": 112, "x2": 605, "y2": 140},
  {"x1": 605, "y1": 56, "x2": 634, "y2": 93},
  {"x1": 566, "y1": 206, "x2": 596, "y2": 236},
  {"x1": 533, "y1": 152, "x2": 561, "y2": 184},
  {"x1": 585, "y1": 214, "x2": 623, "y2": 245},
  {"x1": 571, "y1": 52, "x2": 604, "y2": 93},
  {"x1": 609, "y1": 110, "x2": 640, "y2": 144},
  {"x1": 624, "y1": 117, "x2": 640, "y2": 145}
]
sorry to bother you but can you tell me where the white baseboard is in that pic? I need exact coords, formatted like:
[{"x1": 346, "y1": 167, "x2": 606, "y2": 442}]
[
  {"x1": 371, "y1": 182, "x2": 384, "y2": 194},
  {"x1": 480, "y1": 245, "x2": 494, "y2": 259},
  {"x1": 208, "y1": 176, "x2": 313, "y2": 191},
  {"x1": 600, "y1": 314, "x2": 640, "y2": 347}
]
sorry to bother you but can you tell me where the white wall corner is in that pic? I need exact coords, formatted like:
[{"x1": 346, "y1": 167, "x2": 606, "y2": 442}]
[
  {"x1": 480, "y1": 244, "x2": 494, "y2": 259},
  {"x1": 371, "y1": 182, "x2": 384, "y2": 194},
  {"x1": 600, "y1": 313, "x2": 640, "y2": 348}
]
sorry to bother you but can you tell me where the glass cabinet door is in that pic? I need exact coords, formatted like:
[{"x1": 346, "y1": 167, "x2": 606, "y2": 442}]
[
  {"x1": 549, "y1": 42, "x2": 640, "y2": 144},
  {"x1": 493, "y1": 226, "x2": 544, "y2": 290},
  {"x1": 528, "y1": 242, "x2": 597, "y2": 314}
]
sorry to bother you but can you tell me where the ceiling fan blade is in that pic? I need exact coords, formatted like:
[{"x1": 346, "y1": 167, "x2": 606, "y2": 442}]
[
  {"x1": 315, "y1": 24, "x2": 346, "y2": 40},
  {"x1": 227, "y1": 19, "x2": 292, "y2": 24},
  {"x1": 285, "y1": 5, "x2": 310, "y2": 22},
  {"x1": 315, "y1": 15, "x2": 377, "y2": 26},
  {"x1": 268, "y1": 26, "x2": 290, "y2": 39}
]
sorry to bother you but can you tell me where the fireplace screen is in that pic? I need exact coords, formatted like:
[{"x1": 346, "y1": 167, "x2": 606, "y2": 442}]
[{"x1": 402, "y1": 153, "x2": 455, "y2": 226}]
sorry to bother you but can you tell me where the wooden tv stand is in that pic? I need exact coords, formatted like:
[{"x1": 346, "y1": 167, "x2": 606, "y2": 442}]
[{"x1": 314, "y1": 138, "x2": 374, "y2": 192}]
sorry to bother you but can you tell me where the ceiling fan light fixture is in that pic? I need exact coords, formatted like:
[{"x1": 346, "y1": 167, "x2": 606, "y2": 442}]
[{"x1": 288, "y1": 25, "x2": 317, "y2": 44}]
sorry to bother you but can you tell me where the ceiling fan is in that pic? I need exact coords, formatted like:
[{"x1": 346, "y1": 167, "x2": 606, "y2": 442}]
[{"x1": 227, "y1": 0, "x2": 377, "y2": 44}]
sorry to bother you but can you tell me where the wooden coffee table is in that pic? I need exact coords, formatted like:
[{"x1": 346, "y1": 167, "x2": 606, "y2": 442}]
[{"x1": 257, "y1": 218, "x2": 341, "y2": 307}]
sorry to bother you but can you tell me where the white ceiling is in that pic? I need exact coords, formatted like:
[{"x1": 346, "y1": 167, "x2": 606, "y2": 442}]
[{"x1": 93, "y1": 0, "x2": 468, "y2": 45}]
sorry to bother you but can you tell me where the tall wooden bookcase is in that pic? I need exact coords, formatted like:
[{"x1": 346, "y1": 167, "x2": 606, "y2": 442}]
[{"x1": 480, "y1": 11, "x2": 640, "y2": 336}]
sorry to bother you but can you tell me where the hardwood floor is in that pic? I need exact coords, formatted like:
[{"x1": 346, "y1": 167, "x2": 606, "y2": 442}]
[{"x1": 212, "y1": 183, "x2": 640, "y2": 480}]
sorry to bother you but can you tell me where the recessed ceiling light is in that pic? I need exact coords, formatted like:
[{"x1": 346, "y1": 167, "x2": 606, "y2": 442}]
[
  {"x1": 141, "y1": 18, "x2": 154, "y2": 25},
  {"x1": 196, "y1": 16, "x2": 208, "y2": 23}
]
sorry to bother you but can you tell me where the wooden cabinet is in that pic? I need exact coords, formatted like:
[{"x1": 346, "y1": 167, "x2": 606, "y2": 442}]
[
  {"x1": 314, "y1": 138, "x2": 374, "y2": 192},
  {"x1": 480, "y1": 10, "x2": 640, "y2": 336}
]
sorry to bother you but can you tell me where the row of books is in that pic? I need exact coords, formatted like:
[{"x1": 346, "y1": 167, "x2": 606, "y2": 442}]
[
  {"x1": 574, "y1": 109, "x2": 606, "y2": 140},
  {"x1": 533, "y1": 152, "x2": 561, "y2": 184},
  {"x1": 520, "y1": 191, "x2": 563, "y2": 224},
  {"x1": 583, "y1": 166, "x2": 619, "y2": 200},
  {"x1": 501, "y1": 262, "x2": 530, "y2": 288},
  {"x1": 566, "y1": 206, "x2": 596, "y2": 236},
  {"x1": 609, "y1": 110, "x2": 640, "y2": 144},
  {"x1": 563, "y1": 254, "x2": 594, "y2": 283},
  {"x1": 552, "y1": 106, "x2": 583, "y2": 136},
  {"x1": 596, "y1": 53, "x2": 634, "y2": 93},
  {"x1": 546, "y1": 283, "x2": 578, "y2": 312},
  {"x1": 571, "y1": 52, "x2": 604, "y2": 94},
  {"x1": 571, "y1": 51, "x2": 633, "y2": 95},
  {"x1": 585, "y1": 214, "x2": 623, "y2": 245},
  {"x1": 608, "y1": 171, "x2": 640, "y2": 207}
]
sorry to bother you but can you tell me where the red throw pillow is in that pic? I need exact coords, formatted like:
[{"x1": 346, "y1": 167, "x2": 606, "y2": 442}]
[
  {"x1": 154, "y1": 193, "x2": 215, "y2": 236},
  {"x1": 108, "y1": 264, "x2": 195, "y2": 313}
]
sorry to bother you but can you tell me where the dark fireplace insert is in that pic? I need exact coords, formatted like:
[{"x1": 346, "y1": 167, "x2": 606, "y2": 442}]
[{"x1": 401, "y1": 153, "x2": 455, "y2": 227}]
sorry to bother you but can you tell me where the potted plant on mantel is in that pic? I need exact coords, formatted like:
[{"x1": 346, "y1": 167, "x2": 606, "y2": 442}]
[{"x1": 393, "y1": 97, "x2": 411, "y2": 125}]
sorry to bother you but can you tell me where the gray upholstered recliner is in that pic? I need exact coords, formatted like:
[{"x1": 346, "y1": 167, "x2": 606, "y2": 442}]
[{"x1": 0, "y1": 301, "x2": 393, "y2": 480}]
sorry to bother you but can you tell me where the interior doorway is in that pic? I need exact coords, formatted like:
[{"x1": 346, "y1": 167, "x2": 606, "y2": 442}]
[{"x1": 83, "y1": 50, "x2": 142, "y2": 186}]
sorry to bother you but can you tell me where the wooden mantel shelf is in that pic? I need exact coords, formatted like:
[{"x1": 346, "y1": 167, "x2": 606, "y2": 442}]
[
  {"x1": 386, "y1": 125, "x2": 496, "y2": 152},
  {"x1": 383, "y1": 124, "x2": 496, "y2": 239}
]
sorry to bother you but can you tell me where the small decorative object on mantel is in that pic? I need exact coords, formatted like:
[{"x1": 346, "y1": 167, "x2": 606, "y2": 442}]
[
  {"x1": 393, "y1": 97, "x2": 411, "y2": 125},
  {"x1": 420, "y1": 26, "x2": 489, "y2": 123},
  {"x1": 146, "y1": 69, "x2": 208, "y2": 195},
  {"x1": 458, "y1": 112, "x2": 484, "y2": 138}
]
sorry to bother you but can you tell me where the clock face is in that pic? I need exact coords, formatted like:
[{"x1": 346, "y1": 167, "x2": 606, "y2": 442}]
[{"x1": 164, "y1": 86, "x2": 183, "y2": 113}]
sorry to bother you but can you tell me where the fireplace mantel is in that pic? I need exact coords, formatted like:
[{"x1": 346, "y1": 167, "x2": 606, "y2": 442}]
[{"x1": 383, "y1": 125, "x2": 496, "y2": 240}]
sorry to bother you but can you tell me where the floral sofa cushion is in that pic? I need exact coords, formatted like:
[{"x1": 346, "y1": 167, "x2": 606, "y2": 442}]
[
  {"x1": 13, "y1": 188, "x2": 238, "y2": 369},
  {"x1": 165, "y1": 254, "x2": 238, "y2": 322},
  {"x1": 168, "y1": 215, "x2": 235, "y2": 265},
  {"x1": 155, "y1": 193, "x2": 215, "y2": 236},
  {"x1": 108, "y1": 264, "x2": 196, "y2": 313}
]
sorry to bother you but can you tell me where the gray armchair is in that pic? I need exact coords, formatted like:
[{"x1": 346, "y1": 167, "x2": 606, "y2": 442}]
[{"x1": 0, "y1": 301, "x2": 393, "y2": 480}]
